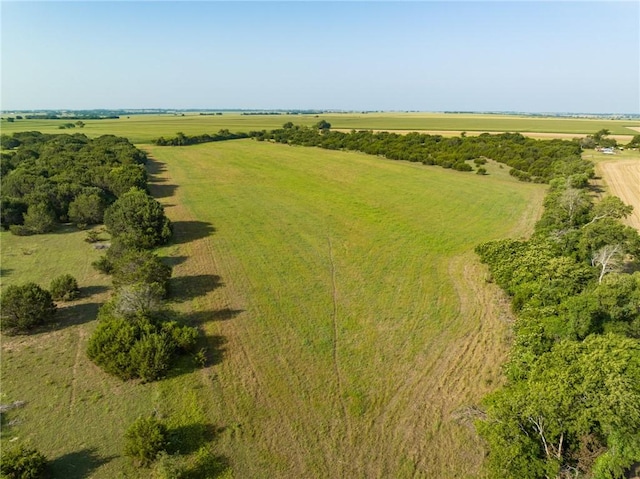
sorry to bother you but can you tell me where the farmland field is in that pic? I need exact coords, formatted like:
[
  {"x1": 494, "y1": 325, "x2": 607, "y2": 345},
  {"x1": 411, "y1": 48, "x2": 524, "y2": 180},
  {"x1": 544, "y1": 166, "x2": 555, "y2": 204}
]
[
  {"x1": 2, "y1": 111, "x2": 638, "y2": 143},
  {"x1": 0, "y1": 138, "x2": 547, "y2": 477},
  {"x1": 592, "y1": 150, "x2": 640, "y2": 230}
]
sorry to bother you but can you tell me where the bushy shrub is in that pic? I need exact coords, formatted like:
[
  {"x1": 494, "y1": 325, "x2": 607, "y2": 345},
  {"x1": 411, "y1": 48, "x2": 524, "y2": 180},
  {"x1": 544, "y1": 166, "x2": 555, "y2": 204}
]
[
  {"x1": 84, "y1": 230, "x2": 101, "y2": 243},
  {"x1": 128, "y1": 333, "x2": 173, "y2": 382},
  {"x1": 152, "y1": 451, "x2": 187, "y2": 479},
  {"x1": 161, "y1": 321, "x2": 198, "y2": 352},
  {"x1": 21, "y1": 203, "x2": 57, "y2": 235},
  {"x1": 50, "y1": 274, "x2": 80, "y2": 301},
  {"x1": 0, "y1": 283, "x2": 56, "y2": 334},
  {"x1": 112, "y1": 250, "x2": 172, "y2": 297},
  {"x1": 92, "y1": 256, "x2": 114, "y2": 274},
  {"x1": 68, "y1": 192, "x2": 105, "y2": 226},
  {"x1": 0, "y1": 443, "x2": 47, "y2": 479},
  {"x1": 124, "y1": 415, "x2": 168, "y2": 467},
  {"x1": 8, "y1": 225, "x2": 31, "y2": 236},
  {"x1": 87, "y1": 311, "x2": 198, "y2": 382}
]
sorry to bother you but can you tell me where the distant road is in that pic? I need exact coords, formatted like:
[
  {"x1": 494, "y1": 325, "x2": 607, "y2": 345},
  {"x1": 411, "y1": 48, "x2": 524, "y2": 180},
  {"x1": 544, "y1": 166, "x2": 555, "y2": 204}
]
[{"x1": 597, "y1": 159, "x2": 640, "y2": 230}]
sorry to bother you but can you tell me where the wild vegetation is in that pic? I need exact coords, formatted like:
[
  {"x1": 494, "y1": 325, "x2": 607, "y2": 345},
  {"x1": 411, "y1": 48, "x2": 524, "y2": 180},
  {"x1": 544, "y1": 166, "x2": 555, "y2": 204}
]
[
  {"x1": 2, "y1": 115, "x2": 639, "y2": 477},
  {"x1": 0, "y1": 283, "x2": 57, "y2": 334},
  {"x1": 476, "y1": 166, "x2": 640, "y2": 477},
  {"x1": 1, "y1": 133, "x2": 226, "y2": 476},
  {"x1": 0, "y1": 132, "x2": 147, "y2": 233},
  {"x1": 152, "y1": 129, "x2": 249, "y2": 146},
  {"x1": 0, "y1": 443, "x2": 48, "y2": 478},
  {"x1": 248, "y1": 123, "x2": 588, "y2": 182}
]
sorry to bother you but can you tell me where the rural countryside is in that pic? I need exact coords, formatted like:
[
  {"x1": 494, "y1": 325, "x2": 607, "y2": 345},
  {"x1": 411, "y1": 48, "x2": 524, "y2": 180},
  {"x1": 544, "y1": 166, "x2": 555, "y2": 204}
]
[{"x1": 1, "y1": 2, "x2": 640, "y2": 479}]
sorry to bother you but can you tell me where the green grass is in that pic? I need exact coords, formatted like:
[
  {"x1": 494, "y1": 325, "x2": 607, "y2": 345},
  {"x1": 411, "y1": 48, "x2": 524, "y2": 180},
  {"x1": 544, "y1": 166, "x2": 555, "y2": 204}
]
[
  {"x1": 144, "y1": 140, "x2": 545, "y2": 477},
  {"x1": 0, "y1": 227, "x2": 230, "y2": 477},
  {"x1": 2, "y1": 112, "x2": 638, "y2": 143},
  {"x1": 1, "y1": 139, "x2": 546, "y2": 477}
]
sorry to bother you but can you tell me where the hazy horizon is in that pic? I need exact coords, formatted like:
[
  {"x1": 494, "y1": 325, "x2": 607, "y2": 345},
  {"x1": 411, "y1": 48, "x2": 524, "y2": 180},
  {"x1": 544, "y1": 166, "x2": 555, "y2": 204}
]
[{"x1": 2, "y1": 2, "x2": 639, "y2": 114}]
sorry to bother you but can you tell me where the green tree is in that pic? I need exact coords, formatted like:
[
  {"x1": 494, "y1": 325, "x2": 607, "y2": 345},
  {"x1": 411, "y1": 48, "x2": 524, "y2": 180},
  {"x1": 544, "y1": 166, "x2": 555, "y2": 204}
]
[
  {"x1": 107, "y1": 165, "x2": 147, "y2": 197},
  {"x1": 50, "y1": 274, "x2": 80, "y2": 301},
  {"x1": 103, "y1": 188, "x2": 172, "y2": 249},
  {"x1": 86, "y1": 309, "x2": 197, "y2": 381},
  {"x1": 124, "y1": 415, "x2": 168, "y2": 467},
  {"x1": 0, "y1": 197, "x2": 28, "y2": 230},
  {"x1": 112, "y1": 250, "x2": 172, "y2": 297},
  {"x1": 577, "y1": 218, "x2": 640, "y2": 263},
  {"x1": 585, "y1": 196, "x2": 633, "y2": 226},
  {"x1": 627, "y1": 134, "x2": 640, "y2": 149},
  {"x1": 0, "y1": 443, "x2": 48, "y2": 479},
  {"x1": 20, "y1": 202, "x2": 57, "y2": 235},
  {"x1": 68, "y1": 191, "x2": 106, "y2": 226},
  {"x1": 479, "y1": 334, "x2": 640, "y2": 479},
  {"x1": 0, "y1": 283, "x2": 57, "y2": 334}
]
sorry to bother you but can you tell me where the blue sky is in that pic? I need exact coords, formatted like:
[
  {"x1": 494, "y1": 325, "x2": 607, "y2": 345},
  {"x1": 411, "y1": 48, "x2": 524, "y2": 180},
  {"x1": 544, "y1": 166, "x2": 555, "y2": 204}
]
[{"x1": 2, "y1": 1, "x2": 639, "y2": 113}]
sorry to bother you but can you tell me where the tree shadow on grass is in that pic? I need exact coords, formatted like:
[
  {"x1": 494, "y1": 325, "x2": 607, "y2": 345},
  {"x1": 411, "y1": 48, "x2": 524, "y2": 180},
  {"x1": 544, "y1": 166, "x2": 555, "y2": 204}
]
[
  {"x1": 170, "y1": 221, "x2": 216, "y2": 245},
  {"x1": 48, "y1": 447, "x2": 114, "y2": 479},
  {"x1": 80, "y1": 285, "x2": 110, "y2": 299},
  {"x1": 170, "y1": 274, "x2": 223, "y2": 302},
  {"x1": 146, "y1": 158, "x2": 179, "y2": 198},
  {"x1": 0, "y1": 267, "x2": 13, "y2": 277},
  {"x1": 183, "y1": 454, "x2": 230, "y2": 479},
  {"x1": 164, "y1": 255, "x2": 189, "y2": 267},
  {"x1": 146, "y1": 157, "x2": 167, "y2": 176},
  {"x1": 165, "y1": 423, "x2": 230, "y2": 478},
  {"x1": 166, "y1": 334, "x2": 227, "y2": 379},
  {"x1": 167, "y1": 423, "x2": 226, "y2": 456},
  {"x1": 45, "y1": 302, "x2": 102, "y2": 332},
  {"x1": 149, "y1": 182, "x2": 179, "y2": 199}
]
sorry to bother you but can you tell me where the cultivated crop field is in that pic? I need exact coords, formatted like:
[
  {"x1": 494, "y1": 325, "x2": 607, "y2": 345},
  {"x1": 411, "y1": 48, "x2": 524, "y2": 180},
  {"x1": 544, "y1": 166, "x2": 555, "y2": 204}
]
[
  {"x1": 2, "y1": 112, "x2": 638, "y2": 143},
  {"x1": 1, "y1": 137, "x2": 547, "y2": 477}
]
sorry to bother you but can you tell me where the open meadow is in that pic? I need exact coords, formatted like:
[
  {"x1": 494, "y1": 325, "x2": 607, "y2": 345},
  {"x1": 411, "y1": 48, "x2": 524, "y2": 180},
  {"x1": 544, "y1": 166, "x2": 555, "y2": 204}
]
[
  {"x1": 0, "y1": 135, "x2": 550, "y2": 477},
  {"x1": 2, "y1": 111, "x2": 638, "y2": 143}
]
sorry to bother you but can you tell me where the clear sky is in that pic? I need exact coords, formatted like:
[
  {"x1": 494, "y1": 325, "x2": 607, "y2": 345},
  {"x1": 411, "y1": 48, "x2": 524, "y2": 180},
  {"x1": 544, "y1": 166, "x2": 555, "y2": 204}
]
[{"x1": 1, "y1": 1, "x2": 639, "y2": 113}]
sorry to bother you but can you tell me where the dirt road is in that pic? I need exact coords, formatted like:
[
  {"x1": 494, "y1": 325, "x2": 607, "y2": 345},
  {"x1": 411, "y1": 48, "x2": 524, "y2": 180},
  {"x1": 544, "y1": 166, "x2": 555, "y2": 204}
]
[{"x1": 597, "y1": 159, "x2": 640, "y2": 230}]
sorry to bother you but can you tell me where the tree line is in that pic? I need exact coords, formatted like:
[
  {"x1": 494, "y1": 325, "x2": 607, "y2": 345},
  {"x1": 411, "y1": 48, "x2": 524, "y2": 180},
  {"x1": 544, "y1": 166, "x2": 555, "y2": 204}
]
[
  {"x1": 153, "y1": 122, "x2": 602, "y2": 182},
  {"x1": 0, "y1": 133, "x2": 225, "y2": 476},
  {"x1": 475, "y1": 170, "x2": 640, "y2": 475},
  {"x1": 152, "y1": 129, "x2": 249, "y2": 146}
]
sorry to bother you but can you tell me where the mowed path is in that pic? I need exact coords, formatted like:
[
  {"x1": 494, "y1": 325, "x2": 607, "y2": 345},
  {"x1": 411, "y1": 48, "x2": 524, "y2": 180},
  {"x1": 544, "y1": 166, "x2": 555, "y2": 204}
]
[
  {"x1": 597, "y1": 159, "x2": 640, "y2": 230},
  {"x1": 144, "y1": 141, "x2": 545, "y2": 478}
]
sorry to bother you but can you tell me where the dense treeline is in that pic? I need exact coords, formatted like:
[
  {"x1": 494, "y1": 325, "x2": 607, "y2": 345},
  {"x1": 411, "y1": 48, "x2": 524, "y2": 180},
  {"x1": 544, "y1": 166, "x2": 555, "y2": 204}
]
[
  {"x1": 0, "y1": 132, "x2": 148, "y2": 233},
  {"x1": 154, "y1": 123, "x2": 592, "y2": 182},
  {"x1": 152, "y1": 129, "x2": 249, "y2": 146},
  {"x1": 251, "y1": 124, "x2": 589, "y2": 182},
  {"x1": 476, "y1": 170, "x2": 640, "y2": 476}
]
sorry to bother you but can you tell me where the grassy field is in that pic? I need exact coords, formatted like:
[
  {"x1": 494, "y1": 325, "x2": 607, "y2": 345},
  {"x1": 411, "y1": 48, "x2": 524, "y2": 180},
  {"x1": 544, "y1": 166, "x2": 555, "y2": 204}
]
[
  {"x1": 0, "y1": 226, "x2": 230, "y2": 477},
  {"x1": 1, "y1": 139, "x2": 546, "y2": 477},
  {"x1": 1, "y1": 112, "x2": 638, "y2": 143}
]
